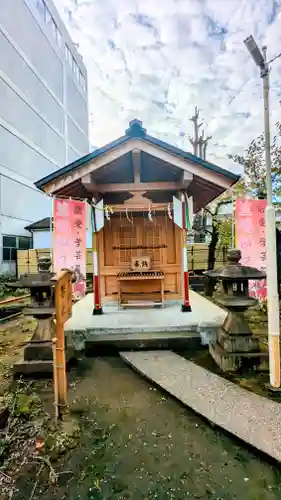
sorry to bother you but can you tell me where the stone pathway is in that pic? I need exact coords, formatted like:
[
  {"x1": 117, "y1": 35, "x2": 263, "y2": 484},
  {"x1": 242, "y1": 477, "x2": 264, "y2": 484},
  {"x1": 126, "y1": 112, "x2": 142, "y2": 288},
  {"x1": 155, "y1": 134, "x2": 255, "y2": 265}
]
[{"x1": 120, "y1": 350, "x2": 281, "y2": 462}]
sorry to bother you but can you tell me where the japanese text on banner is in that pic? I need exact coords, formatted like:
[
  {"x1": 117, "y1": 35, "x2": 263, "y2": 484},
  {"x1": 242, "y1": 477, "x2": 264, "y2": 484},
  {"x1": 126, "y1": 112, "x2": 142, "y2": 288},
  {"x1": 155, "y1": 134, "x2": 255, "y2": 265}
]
[
  {"x1": 53, "y1": 198, "x2": 87, "y2": 299},
  {"x1": 235, "y1": 198, "x2": 267, "y2": 299}
]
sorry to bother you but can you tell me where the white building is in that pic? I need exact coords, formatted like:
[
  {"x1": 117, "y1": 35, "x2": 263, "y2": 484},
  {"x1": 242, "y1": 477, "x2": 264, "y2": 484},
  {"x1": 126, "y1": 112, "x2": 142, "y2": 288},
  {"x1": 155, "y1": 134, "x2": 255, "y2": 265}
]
[{"x1": 0, "y1": 0, "x2": 89, "y2": 273}]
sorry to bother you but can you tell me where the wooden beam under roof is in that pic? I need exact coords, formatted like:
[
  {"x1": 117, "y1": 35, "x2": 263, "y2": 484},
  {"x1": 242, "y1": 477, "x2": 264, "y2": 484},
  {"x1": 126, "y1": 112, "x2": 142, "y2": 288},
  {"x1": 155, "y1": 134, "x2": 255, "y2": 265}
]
[
  {"x1": 81, "y1": 176, "x2": 194, "y2": 195},
  {"x1": 96, "y1": 181, "x2": 185, "y2": 193},
  {"x1": 132, "y1": 149, "x2": 141, "y2": 183}
]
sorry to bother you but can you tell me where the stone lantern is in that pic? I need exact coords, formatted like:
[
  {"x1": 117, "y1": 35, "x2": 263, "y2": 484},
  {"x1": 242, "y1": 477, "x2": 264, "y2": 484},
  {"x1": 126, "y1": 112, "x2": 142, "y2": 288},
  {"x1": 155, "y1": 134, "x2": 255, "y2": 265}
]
[
  {"x1": 204, "y1": 249, "x2": 268, "y2": 372},
  {"x1": 8, "y1": 255, "x2": 56, "y2": 375}
]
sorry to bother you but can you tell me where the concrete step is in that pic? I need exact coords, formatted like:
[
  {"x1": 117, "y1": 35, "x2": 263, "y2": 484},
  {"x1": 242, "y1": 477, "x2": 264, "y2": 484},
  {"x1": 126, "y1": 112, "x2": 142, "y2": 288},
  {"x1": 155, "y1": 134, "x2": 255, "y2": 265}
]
[{"x1": 84, "y1": 331, "x2": 201, "y2": 354}]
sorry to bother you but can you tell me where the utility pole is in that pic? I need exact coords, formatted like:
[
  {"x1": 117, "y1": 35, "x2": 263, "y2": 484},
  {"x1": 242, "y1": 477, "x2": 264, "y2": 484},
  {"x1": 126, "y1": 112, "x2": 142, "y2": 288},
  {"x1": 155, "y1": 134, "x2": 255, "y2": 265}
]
[
  {"x1": 244, "y1": 35, "x2": 280, "y2": 389},
  {"x1": 261, "y1": 45, "x2": 280, "y2": 389}
]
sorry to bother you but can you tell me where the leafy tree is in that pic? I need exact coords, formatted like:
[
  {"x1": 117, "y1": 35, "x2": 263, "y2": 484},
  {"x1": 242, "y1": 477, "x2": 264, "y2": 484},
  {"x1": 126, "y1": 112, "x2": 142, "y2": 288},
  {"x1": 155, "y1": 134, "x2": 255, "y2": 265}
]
[
  {"x1": 193, "y1": 122, "x2": 281, "y2": 295},
  {"x1": 228, "y1": 121, "x2": 281, "y2": 202},
  {"x1": 193, "y1": 197, "x2": 233, "y2": 267},
  {"x1": 229, "y1": 124, "x2": 281, "y2": 295},
  {"x1": 193, "y1": 191, "x2": 239, "y2": 296}
]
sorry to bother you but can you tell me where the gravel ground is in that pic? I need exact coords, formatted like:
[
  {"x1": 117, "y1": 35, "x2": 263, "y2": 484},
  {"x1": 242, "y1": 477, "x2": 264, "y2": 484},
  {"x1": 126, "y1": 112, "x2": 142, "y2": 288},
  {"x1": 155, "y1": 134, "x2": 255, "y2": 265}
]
[{"x1": 13, "y1": 356, "x2": 281, "y2": 500}]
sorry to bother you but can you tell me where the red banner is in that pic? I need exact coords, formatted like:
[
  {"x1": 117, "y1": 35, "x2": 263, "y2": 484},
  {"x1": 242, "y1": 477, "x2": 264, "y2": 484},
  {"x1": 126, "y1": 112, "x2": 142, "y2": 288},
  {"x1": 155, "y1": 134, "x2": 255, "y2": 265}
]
[
  {"x1": 236, "y1": 198, "x2": 267, "y2": 299},
  {"x1": 53, "y1": 198, "x2": 86, "y2": 299}
]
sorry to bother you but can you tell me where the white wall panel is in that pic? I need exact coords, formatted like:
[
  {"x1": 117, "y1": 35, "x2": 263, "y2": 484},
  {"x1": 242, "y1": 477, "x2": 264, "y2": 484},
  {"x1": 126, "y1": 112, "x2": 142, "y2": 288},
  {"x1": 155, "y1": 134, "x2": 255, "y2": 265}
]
[
  {"x1": 0, "y1": 176, "x2": 52, "y2": 226},
  {"x1": 33, "y1": 231, "x2": 52, "y2": 249},
  {"x1": 68, "y1": 116, "x2": 89, "y2": 155},
  {"x1": 0, "y1": 0, "x2": 63, "y2": 100},
  {"x1": 66, "y1": 74, "x2": 88, "y2": 132},
  {"x1": 0, "y1": 125, "x2": 58, "y2": 180},
  {"x1": 67, "y1": 147, "x2": 81, "y2": 164},
  {"x1": 0, "y1": 78, "x2": 65, "y2": 164},
  {"x1": 1, "y1": 215, "x2": 31, "y2": 236},
  {"x1": 33, "y1": 230, "x2": 92, "y2": 249},
  {"x1": 0, "y1": 31, "x2": 64, "y2": 133}
]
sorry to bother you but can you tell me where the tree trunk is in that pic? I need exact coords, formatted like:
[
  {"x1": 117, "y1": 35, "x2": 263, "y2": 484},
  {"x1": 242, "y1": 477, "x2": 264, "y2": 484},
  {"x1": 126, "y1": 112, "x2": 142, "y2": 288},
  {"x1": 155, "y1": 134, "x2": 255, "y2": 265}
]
[
  {"x1": 207, "y1": 226, "x2": 219, "y2": 270},
  {"x1": 205, "y1": 226, "x2": 219, "y2": 297}
]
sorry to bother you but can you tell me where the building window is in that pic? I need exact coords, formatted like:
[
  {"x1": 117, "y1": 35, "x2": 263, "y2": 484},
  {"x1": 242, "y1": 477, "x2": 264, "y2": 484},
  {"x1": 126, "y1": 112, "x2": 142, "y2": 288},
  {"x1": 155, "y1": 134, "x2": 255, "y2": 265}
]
[
  {"x1": 45, "y1": 5, "x2": 52, "y2": 25},
  {"x1": 65, "y1": 45, "x2": 86, "y2": 91},
  {"x1": 73, "y1": 57, "x2": 79, "y2": 79},
  {"x1": 34, "y1": 0, "x2": 62, "y2": 48},
  {"x1": 79, "y1": 70, "x2": 86, "y2": 91},
  {"x1": 18, "y1": 237, "x2": 32, "y2": 250},
  {"x1": 65, "y1": 44, "x2": 72, "y2": 66},
  {"x1": 2, "y1": 236, "x2": 32, "y2": 262},
  {"x1": 3, "y1": 236, "x2": 17, "y2": 263},
  {"x1": 36, "y1": 0, "x2": 46, "y2": 19},
  {"x1": 56, "y1": 29, "x2": 62, "y2": 48}
]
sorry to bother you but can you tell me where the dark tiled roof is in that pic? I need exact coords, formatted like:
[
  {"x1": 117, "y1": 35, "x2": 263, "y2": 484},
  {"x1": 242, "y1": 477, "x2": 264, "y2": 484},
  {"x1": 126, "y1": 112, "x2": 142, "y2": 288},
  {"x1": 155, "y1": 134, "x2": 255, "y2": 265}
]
[
  {"x1": 35, "y1": 119, "x2": 240, "y2": 190},
  {"x1": 25, "y1": 217, "x2": 51, "y2": 231}
]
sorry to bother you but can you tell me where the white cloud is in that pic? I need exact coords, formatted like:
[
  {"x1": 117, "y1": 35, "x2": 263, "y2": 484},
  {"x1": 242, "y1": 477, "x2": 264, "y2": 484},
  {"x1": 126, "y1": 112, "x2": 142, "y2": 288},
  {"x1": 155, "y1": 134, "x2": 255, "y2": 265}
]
[{"x1": 55, "y1": 0, "x2": 281, "y2": 173}]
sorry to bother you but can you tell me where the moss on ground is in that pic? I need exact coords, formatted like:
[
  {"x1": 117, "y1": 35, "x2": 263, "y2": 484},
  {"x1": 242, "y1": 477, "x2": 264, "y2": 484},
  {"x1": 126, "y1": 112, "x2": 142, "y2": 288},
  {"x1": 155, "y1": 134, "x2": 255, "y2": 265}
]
[{"x1": 8, "y1": 357, "x2": 281, "y2": 500}]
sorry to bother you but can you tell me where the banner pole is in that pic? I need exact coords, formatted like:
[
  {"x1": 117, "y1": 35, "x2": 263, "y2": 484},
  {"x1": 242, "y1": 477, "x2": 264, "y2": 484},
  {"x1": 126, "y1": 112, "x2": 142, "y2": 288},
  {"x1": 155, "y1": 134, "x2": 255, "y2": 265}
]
[{"x1": 50, "y1": 196, "x2": 54, "y2": 272}]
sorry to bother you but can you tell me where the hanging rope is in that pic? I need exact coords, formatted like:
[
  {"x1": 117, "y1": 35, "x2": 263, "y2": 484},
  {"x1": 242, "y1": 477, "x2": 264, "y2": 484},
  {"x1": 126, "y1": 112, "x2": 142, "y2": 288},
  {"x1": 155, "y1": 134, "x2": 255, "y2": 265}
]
[
  {"x1": 148, "y1": 205, "x2": 153, "y2": 223},
  {"x1": 105, "y1": 205, "x2": 113, "y2": 220},
  {"x1": 91, "y1": 205, "x2": 97, "y2": 232},
  {"x1": 125, "y1": 208, "x2": 133, "y2": 224},
  {"x1": 167, "y1": 202, "x2": 173, "y2": 220}
]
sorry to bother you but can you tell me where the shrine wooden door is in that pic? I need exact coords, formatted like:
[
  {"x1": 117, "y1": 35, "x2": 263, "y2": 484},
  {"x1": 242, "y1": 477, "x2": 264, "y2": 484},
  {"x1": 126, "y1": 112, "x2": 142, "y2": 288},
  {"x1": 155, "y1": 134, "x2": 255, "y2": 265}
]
[{"x1": 98, "y1": 214, "x2": 181, "y2": 299}]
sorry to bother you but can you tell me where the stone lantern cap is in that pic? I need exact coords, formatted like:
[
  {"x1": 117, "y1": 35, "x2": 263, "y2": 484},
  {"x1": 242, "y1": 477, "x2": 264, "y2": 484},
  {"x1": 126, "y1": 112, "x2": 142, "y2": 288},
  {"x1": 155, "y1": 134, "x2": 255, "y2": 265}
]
[
  {"x1": 204, "y1": 249, "x2": 266, "y2": 281},
  {"x1": 7, "y1": 255, "x2": 54, "y2": 289}
]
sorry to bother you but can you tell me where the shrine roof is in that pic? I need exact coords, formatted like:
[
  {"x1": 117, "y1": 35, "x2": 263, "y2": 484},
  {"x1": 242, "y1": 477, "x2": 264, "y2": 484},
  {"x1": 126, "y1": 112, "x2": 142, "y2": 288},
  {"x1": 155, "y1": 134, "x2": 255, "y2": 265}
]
[
  {"x1": 35, "y1": 119, "x2": 239, "y2": 191},
  {"x1": 25, "y1": 217, "x2": 51, "y2": 231}
]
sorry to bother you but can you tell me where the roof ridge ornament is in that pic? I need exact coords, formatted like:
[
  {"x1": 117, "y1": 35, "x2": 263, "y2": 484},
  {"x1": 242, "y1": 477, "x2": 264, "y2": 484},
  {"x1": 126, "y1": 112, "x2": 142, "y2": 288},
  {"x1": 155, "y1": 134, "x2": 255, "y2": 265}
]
[{"x1": 125, "y1": 119, "x2": 147, "y2": 137}]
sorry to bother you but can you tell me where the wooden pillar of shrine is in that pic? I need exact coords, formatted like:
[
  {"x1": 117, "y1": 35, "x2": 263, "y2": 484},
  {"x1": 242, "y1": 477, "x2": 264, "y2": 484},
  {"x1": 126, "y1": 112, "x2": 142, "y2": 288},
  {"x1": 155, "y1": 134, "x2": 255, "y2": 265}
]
[
  {"x1": 92, "y1": 208, "x2": 103, "y2": 315},
  {"x1": 181, "y1": 193, "x2": 192, "y2": 312}
]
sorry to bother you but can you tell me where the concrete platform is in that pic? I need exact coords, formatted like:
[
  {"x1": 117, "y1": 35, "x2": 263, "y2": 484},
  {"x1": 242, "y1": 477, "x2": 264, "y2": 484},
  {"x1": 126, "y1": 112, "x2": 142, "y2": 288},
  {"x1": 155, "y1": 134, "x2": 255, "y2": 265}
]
[
  {"x1": 120, "y1": 351, "x2": 281, "y2": 462},
  {"x1": 65, "y1": 291, "x2": 227, "y2": 351}
]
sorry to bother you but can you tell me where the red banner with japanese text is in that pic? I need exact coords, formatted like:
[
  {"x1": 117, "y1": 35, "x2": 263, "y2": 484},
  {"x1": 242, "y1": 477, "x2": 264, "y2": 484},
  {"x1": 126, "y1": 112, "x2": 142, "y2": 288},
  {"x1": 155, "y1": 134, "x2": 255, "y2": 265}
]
[
  {"x1": 53, "y1": 198, "x2": 86, "y2": 299},
  {"x1": 236, "y1": 198, "x2": 267, "y2": 299}
]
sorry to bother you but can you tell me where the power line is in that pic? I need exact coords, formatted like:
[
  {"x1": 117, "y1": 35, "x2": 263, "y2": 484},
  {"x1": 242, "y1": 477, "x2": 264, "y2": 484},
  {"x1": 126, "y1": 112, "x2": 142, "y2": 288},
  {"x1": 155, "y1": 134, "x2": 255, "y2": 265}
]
[{"x1": 268, "y1": 52, "x2": 281, "y2": 65}]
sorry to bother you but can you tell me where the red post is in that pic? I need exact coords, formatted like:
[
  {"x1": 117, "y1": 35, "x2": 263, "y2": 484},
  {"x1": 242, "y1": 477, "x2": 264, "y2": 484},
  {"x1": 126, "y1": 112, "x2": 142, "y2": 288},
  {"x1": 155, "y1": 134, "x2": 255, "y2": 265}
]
[
  {"x1": 92, "y1": 229, "x2": 103, "y2": 315},
  {"x1": 181, "y1": 194, "x2": 192, "y2": 312}
]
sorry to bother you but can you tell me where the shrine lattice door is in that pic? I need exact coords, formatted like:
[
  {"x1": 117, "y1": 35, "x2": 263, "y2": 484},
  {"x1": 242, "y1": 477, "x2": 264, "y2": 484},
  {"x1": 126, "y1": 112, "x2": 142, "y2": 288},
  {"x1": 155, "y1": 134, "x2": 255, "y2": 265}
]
[{"x1": 97, "y1": 215, "x2": 181, "y2": 299}]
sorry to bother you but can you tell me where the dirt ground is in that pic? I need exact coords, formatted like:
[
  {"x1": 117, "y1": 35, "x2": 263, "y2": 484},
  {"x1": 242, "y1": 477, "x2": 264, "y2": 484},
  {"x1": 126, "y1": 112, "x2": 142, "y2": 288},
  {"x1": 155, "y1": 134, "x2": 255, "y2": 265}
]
[
  {"x1": 1, "y1": 312, "x2": 281, "y2": 500},
  {"x1": 0, "y1": 315, "x2": 35, "y2": 395},
  {"x1": 8, "y1": 356, "x2": 281, "y2": 500}
]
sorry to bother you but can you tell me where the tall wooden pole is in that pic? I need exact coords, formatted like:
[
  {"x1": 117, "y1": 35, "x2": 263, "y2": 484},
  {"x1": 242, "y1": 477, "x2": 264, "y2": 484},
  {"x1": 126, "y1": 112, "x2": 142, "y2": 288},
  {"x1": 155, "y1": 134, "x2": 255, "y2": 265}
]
[{"x1": 52, "y1": 269, "x2": 72, "y2": 420}]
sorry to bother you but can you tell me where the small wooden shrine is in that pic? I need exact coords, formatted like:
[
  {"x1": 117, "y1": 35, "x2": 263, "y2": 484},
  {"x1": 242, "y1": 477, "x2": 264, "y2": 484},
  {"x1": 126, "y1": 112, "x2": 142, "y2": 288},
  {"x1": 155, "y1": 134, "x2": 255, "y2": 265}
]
[{"x1": 35, "y1": 120, "x2": 239, "y2": 312}]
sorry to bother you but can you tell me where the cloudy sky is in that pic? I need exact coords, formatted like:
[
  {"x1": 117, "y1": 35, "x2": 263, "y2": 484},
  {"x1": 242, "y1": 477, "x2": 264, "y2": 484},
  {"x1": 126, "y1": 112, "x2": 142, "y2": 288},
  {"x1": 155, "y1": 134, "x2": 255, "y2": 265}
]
[{"x1": 56, "y1": 0, "x2": 281, "y2": 173}]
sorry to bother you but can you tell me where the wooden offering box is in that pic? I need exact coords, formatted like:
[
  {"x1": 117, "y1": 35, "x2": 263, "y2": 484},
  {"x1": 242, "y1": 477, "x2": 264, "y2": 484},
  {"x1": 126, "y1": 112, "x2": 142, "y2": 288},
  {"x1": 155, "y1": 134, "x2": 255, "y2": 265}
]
[{"x1": 117, "y1": 257, "x2": 164, "y2": 308}]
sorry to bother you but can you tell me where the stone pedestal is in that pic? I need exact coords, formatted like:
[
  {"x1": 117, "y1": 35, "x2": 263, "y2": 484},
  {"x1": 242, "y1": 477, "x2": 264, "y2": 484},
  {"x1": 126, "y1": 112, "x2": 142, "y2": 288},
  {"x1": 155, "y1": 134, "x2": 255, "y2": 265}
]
[
  {"x1": 209, "y1": 305, "x2": 268, "y2": 372},
  {"x1": 209, "y1": 342, "x2": 268, "y2": 372},
  {"x1": 210, "y1": 318, "x2": 268, "y2": 372},
  {"x1": 13, "y1": 318, "x2": 74, "y2": 376},
  {"x1": 205, "y1": 249, "x2": 268, "y2": 373},
  {"x1": 13, "y1": 316, "x2": 55, "y2": 376}
]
